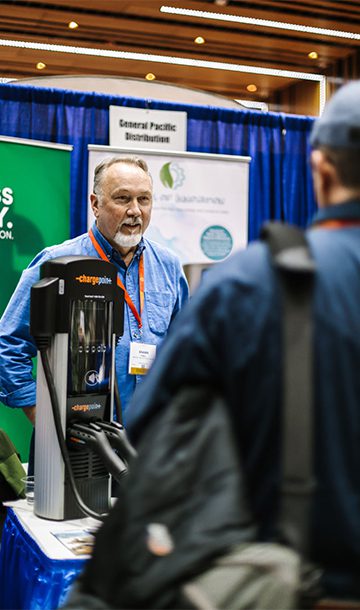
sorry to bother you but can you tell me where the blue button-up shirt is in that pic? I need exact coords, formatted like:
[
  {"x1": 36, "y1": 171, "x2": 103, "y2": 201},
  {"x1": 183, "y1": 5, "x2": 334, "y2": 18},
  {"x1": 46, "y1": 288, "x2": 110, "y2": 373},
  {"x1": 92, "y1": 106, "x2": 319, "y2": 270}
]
[{"x1": 0, "y1": 223, "x2": 189, "y2": 422}]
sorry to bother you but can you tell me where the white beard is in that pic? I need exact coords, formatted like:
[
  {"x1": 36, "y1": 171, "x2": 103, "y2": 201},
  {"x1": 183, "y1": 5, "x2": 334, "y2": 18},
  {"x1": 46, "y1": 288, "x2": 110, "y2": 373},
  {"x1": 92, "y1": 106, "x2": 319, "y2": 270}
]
[{"x1": 113, "y1": 228, "x2": 142, "y2": 249}]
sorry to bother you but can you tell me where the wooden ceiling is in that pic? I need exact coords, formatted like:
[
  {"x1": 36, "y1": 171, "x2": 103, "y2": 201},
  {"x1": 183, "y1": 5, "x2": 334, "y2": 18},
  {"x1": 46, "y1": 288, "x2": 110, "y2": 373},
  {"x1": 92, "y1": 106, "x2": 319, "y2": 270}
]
[{"x1": 1, "y1": 0, "x2": 360, "y2": 111}]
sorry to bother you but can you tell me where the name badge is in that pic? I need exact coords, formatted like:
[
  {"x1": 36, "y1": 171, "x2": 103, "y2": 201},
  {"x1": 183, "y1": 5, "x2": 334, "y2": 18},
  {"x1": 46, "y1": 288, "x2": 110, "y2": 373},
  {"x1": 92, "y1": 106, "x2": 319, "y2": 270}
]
[{"x1": 129, "y1": 342, "x2": 157, "y2": 375}]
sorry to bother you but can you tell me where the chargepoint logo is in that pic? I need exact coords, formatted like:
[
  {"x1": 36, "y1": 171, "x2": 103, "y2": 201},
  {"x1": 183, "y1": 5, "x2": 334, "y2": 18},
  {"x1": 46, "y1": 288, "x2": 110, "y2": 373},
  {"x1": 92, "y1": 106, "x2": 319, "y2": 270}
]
[
  {"x1": 75, "y1": 274, "x2": 112, "y2": 286},
  {"x1": 159, "y1": 162, "x2": 185, "y2": 190},
  {"x1": 0, "y1": 186, "x2": 14, "y2": 240},
  {"x1": 71, "y1": 403, "x2": 102, "y2": 413}
]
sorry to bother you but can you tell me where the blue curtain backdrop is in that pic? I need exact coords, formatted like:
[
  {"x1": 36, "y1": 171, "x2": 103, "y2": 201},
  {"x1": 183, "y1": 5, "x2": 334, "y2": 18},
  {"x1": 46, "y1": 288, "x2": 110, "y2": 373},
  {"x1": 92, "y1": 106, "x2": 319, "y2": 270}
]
[{"x1": 0, "y1": 83, "x2": 317, "y2": 242}]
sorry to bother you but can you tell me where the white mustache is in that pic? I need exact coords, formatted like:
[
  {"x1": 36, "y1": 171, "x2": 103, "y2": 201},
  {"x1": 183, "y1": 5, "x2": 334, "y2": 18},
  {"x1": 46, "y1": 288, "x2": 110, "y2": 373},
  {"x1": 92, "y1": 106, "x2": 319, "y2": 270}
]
[{"x1": 119, "y1": 219, "x2": 142, "y2": 228}]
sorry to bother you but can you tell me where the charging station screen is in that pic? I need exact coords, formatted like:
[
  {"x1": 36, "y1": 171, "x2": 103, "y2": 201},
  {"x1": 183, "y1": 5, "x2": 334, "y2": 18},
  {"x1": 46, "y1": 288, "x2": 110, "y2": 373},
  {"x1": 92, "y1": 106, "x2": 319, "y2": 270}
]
[{"x1": 68, "y1": 299, "x2": 113, "y2": 395}]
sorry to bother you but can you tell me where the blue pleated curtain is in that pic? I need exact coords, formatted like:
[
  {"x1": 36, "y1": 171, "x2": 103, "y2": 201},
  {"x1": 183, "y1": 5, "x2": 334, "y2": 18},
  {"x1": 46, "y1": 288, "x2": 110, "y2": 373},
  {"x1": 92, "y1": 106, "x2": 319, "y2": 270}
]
[{"x1": 0, "y1": 83, "x2": 317, "y2": 241}]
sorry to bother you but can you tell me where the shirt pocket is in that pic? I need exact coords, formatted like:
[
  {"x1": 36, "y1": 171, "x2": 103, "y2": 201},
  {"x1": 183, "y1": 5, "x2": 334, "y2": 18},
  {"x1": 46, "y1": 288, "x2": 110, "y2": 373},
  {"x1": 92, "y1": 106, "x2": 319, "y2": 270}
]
[{"x1": 146, "y1": 290, "x2": 173, "y2": 335}]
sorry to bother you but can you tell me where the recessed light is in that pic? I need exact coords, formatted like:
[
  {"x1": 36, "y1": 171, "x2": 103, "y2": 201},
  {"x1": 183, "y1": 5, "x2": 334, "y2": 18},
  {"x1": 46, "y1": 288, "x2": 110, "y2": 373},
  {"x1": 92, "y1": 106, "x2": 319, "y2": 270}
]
[
  {"x1": 308, "y1": 51, "x2": 318, "y2": 59},
  {"x1": 145, "y1": 72, "x2": 156, "y2": 81},
  {"x1": 36, "y1": 62, "x2": 46, "y2": 70},
  {"x1": 194, "y1": 36, "x2": 205, "y2": 44},
  {"x1": 246, "y1": 84, "x2": 257, "y2": 92},
  {"x1": 68, "y1": 21, "x2": 79, "y2": 30}
]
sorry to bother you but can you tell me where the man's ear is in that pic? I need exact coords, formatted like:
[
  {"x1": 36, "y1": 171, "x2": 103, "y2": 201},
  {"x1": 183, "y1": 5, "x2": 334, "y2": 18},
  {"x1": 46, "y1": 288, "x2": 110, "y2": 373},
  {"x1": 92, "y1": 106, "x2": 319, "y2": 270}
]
[
  {"x1": 310, "y1": 149, "x2": 338, "y2": 207},
  {"x1": 90, "y1": 193, "x2": 100, "y2": 219}
]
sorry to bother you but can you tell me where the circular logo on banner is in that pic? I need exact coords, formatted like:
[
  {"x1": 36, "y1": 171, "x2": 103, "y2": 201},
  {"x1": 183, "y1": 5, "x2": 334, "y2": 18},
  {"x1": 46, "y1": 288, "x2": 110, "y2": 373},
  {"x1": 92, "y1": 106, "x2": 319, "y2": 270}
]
[{"x1": 200, "y1": 225, "x2": 233, "y2": 260}]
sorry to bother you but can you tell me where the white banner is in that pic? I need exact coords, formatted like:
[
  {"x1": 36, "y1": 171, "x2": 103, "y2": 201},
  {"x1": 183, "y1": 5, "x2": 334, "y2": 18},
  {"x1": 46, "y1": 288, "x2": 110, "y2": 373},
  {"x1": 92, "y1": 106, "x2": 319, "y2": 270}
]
[
  {"x1": 109, "y1": 106, "x2": 187, "y2": 151},
  {"x1": 88, "y1": 146, "x2": 250, "y2": 265}
]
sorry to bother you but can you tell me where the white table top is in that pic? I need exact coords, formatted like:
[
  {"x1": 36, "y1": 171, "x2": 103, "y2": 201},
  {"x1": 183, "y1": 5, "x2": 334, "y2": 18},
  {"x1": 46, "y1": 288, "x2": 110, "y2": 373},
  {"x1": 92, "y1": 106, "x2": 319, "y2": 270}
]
[{"x1": 4, "y1": 499, "x2": 101, "y2": 561}]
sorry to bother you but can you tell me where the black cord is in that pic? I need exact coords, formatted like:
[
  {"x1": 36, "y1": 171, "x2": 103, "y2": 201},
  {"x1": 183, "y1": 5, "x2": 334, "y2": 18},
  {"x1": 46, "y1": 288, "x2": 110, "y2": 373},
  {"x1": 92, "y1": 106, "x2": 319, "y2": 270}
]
[
  {"x1": 113, "y1": 373, "x2": 123, "y2": 425},
  {"x1": 39, "y1": 348, "x2": 108, "y2": 521}
]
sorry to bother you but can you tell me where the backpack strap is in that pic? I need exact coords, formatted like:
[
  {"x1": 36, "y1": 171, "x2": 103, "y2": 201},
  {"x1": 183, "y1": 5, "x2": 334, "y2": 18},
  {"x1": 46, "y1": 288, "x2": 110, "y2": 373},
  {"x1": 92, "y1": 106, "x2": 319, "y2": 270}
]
[{"x1": 261, "y1": 222, "x2": 316, "y2": 558}]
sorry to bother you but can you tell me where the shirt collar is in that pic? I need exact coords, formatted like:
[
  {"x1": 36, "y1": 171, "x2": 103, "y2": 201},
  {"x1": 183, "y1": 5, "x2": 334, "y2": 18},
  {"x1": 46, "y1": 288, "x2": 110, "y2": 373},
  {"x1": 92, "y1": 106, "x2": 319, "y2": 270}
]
[
  {"x1": 311, "y1": 200, "x2": 360, "y2": 226},
  {"x1": 91, "y1": 222, "x2": 146, "y2": 263}
]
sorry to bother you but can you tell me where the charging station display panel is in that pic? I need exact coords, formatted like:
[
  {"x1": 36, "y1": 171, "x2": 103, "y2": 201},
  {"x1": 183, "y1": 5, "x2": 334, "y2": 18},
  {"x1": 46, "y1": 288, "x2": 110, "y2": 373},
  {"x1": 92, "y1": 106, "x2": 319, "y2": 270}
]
[
  {"x1": 69, "y1": 299, "x2": 113, "y2": 396},
  {"x1": 87, "y1": 146, "x2": 250, "y2": 266}
]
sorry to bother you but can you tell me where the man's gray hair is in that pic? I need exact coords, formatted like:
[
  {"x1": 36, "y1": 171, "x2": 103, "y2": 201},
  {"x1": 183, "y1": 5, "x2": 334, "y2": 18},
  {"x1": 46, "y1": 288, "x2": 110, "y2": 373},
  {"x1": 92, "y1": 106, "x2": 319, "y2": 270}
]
[{"x1": 93, "y1": 156, "x2": 152, "y2": 196}]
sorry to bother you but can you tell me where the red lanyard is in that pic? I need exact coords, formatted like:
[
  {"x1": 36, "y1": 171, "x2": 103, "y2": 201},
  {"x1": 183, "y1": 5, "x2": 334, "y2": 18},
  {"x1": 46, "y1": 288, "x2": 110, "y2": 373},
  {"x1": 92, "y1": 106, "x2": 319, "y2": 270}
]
[
  {"x1": 89, "y1": 228, "x2": 144, "y2": 329},
  {"x1": 314, "y1": 219, "x2": 360, "y2": 230}
]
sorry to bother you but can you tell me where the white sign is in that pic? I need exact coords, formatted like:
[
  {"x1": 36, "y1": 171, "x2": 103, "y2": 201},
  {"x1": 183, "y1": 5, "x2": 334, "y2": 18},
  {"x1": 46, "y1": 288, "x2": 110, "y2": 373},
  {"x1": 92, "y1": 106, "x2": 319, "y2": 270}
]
[
  {"x1": 109, "y1": 106, "x2": 187, "y2": 151},
  {"x1": 88, "y1": 146, "x2": 250, "y2": 265}
]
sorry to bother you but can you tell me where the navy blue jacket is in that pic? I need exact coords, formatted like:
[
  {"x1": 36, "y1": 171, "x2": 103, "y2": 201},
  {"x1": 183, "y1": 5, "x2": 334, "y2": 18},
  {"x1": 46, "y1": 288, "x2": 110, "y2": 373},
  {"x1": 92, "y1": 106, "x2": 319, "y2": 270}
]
[{"x1": 128, "y1": 200, "x2": 360, "y2": 598}]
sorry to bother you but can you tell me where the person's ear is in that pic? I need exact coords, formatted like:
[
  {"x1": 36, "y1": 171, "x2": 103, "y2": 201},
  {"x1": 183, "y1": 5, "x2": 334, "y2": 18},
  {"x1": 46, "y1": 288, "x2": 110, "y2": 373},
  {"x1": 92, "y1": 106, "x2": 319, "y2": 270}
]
[
  {"x1": 90, "y1": 193, "x2": 100, "y2": 219},
  {"x1": 310, "y1": 149, "x2": 338, "y2": 207}
]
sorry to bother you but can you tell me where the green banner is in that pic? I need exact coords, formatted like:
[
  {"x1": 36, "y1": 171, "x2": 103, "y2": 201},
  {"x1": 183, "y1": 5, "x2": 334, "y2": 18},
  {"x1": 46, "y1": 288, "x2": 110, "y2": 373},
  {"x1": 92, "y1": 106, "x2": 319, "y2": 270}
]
[{"x1": 0, "y1": 137, "x2": 72, "y2": 461}]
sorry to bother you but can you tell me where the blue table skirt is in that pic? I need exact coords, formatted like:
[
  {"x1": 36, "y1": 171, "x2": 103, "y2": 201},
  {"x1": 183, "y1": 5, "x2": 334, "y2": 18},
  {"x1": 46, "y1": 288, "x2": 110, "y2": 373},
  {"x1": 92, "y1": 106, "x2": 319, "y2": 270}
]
[{"x1": 0, "y1": 508, "x2": 86, "y2": 610}]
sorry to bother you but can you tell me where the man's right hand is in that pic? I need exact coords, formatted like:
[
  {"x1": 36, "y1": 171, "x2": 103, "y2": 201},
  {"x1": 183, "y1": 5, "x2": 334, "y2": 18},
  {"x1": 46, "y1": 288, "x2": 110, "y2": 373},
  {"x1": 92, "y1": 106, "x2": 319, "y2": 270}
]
[{"x1": 23, "y1": 406, "x2": 36, "y2": 425}]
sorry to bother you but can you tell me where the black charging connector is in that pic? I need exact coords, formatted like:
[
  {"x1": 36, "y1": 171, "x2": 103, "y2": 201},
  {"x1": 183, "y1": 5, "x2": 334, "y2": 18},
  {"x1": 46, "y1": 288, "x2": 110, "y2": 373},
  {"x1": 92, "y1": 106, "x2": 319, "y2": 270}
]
[
  {"x1": 96, "y1": 420, "x2": 137, "y2": 462},
  {"x1": 67, "y1": 422, "x2": 128, "y2": 483}
]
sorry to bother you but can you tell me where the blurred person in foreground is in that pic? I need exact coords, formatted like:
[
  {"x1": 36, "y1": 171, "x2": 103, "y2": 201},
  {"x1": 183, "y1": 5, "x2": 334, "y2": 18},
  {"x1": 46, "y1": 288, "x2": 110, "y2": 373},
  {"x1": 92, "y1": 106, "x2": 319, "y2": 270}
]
[
  {"x1": 126, "y1": 81, "x2": 360, "y2": 600},
  {"x1": 0, "y1": 156, "x2": 189, "y2": 441}
]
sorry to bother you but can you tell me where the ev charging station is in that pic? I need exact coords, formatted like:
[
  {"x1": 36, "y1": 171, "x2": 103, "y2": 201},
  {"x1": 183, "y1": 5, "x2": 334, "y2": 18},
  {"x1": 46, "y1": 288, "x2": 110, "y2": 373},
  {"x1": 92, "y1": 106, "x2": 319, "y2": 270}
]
[{"x1": 30, "y1": 255, "x2": 133, "y2": 521}]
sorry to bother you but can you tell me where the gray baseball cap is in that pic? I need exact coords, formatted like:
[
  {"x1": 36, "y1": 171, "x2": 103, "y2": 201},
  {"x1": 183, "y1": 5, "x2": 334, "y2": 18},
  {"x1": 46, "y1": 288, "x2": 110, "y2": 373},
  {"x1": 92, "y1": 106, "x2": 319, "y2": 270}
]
[{"x1": 310, "y1": 80, "x2": 360, "y2": 149}]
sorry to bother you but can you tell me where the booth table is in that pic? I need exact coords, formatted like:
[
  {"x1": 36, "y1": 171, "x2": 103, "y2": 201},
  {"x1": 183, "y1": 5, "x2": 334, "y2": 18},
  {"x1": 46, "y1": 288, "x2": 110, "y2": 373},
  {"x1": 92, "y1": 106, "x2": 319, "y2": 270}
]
[{"x1": 0, "y1": 500, "x2": 100, "y2": 610}]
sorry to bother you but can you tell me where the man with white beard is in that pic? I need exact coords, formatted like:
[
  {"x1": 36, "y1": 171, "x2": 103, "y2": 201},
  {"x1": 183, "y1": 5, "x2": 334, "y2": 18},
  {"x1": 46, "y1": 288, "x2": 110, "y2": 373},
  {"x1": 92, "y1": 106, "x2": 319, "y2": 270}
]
[{"x1": 0, "y1": 156, "x2": 189, "y2": 438}]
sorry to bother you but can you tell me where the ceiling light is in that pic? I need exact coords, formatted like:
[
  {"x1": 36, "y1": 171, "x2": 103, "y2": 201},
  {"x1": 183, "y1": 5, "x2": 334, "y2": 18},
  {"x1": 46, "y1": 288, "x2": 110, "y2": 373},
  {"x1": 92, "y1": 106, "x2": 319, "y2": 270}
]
[
  {"x1": 36, "y1": 62, "x2": 46, "y2": 70},
  {"x1": 308, "y1": 51, "x2": 318, "y2": 59},
  {"x1": 246, "y1": 84, "x2": 257, "y2": 92},
  {"x1": 145, "y1": 72, "x2": 156, "y2": 80},
  {"x1": 68, "y1": 21, "x2": 79, "y2": 30},
  {"x1": 235, "y1": 100, "x2": 269, "y2": 112},
  {"x1": 0, "y1": 39, "x2": 324, "y2": 81},
  {"x1": 194, "y1": 36, "x2": 205, "y2": 44},
  {"x1": 160, "y1": 6, "x2": 360, "y2": 40}
]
